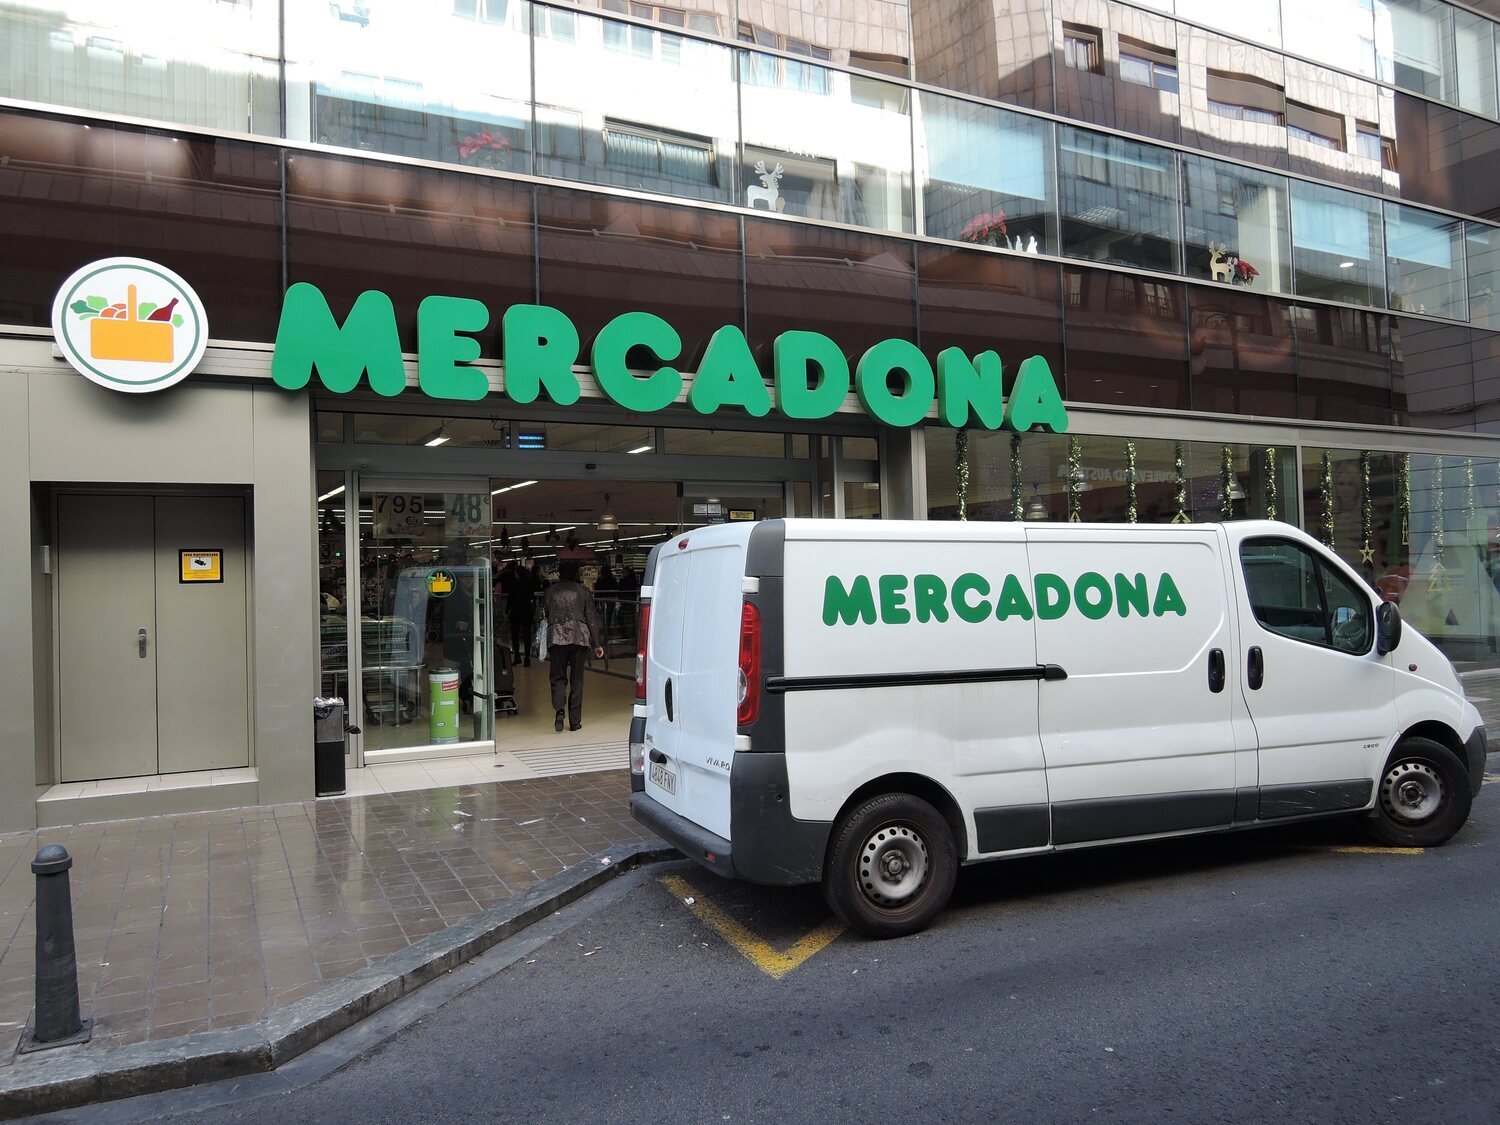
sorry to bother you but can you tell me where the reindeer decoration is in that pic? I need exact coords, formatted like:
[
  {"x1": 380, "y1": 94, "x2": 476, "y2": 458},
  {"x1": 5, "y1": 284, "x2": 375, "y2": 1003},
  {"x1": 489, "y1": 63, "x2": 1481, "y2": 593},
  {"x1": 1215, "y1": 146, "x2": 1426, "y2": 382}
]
[
  {"x1": 746, "y1": 160, "x2": 785, "y2": 212},
  {"x1": 1209, "y1": 243, "x2": 1233, "y2": 283}
]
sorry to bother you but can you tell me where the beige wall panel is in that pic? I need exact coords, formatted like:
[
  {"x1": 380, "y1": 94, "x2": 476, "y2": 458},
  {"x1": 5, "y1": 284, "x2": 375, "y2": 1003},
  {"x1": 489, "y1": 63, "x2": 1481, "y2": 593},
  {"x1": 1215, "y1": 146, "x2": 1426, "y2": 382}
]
[
  {"x1": 0, "y1": 377, "x2": 35, "y2": 829},
  {"x1": 29, "y1": 371, "x2": 254, "y2": 483}
]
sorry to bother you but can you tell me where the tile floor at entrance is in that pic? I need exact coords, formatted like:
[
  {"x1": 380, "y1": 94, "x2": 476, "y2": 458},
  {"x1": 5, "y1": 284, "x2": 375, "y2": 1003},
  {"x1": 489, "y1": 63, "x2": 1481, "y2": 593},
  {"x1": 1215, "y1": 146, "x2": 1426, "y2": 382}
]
[
  {"x1": 0, "y1": 769, "x2": 654, "y2": 1055},
  {"x1": 347, "y1": 661, "x2": 633, "y2": 795}
]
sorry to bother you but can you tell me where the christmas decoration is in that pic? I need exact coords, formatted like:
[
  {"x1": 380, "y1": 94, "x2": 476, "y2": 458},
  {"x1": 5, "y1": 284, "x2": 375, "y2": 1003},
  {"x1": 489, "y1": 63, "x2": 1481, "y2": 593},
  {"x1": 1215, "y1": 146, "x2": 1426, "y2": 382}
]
[
  {"x1": 955, "y1": 427, "x2": 969, "y2": 522},
  {"x1": 1067, "y1": 436, "x2": 1083, "y2": 522},
  {"x1": 1125, "y1": 439, "x2": 1138, "y2": 524},
  {"x1": 1172, "y1": 442, "x2": 1189, "y2": 523},
  {"x1": 1434, "y1": 455, "x2": 1445, "y2": 565},
  {"x1": 1220, "y1": 445, "x2": 1234, "y2": 521},
  {"x1": 1010, "y1": 432, "x2": 1023, "y2": 522},
  {"x1": 1265, "y1": 447, "x2": 1278, "y2": 517},
  {"x1": 1319, "y1": 452, "x2": 1334, "y2": 547},
  {"x1": 1399, "y1": 454, "x2": 1411, "y2": 548},
  {"x1": 1465, "y1": 458, "x2": 1476, "y2": 540},
  {"x1": 1360, "y1": 451, "x2": 1374, "y2": 571}
]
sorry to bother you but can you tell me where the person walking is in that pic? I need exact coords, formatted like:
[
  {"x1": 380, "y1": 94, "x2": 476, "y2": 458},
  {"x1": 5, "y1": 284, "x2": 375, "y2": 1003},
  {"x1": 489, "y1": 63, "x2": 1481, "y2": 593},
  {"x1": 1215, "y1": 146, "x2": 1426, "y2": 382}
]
[
  {"x1": 543, "y1": 560, "x2": 604, "y2": 732},
  {"x1": 507, "y1": 557, "x2": 538, "y2": 666}
]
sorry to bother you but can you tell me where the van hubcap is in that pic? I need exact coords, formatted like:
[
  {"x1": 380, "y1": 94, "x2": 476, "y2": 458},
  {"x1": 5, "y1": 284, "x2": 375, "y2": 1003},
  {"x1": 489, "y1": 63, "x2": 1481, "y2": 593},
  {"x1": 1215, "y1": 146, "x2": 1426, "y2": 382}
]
[
  {"x1": 858, "y1": 825, "x2": 928, "y2": 907},
  {"x1": 1381, "y1": 761, "x2": 1443, "y2": 823}
]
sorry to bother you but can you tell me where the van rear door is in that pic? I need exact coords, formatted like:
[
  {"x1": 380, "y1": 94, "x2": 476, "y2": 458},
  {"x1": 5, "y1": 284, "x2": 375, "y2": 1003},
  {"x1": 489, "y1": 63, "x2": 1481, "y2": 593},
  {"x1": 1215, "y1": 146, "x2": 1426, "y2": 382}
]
[{"x1": 641, "y1": 527, "x2": 750, "y2": 841}]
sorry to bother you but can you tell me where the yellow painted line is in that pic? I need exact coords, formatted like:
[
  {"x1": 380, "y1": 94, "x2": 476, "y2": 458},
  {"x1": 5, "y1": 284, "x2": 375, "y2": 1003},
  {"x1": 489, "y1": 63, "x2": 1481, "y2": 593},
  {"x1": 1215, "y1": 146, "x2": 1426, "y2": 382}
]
[
  {"x1": 1315, "y1": 845, "x2": 1425, "y2": 855},
  {"x1": 659, "y1": 873, "x2": 845, "y2": 980}
]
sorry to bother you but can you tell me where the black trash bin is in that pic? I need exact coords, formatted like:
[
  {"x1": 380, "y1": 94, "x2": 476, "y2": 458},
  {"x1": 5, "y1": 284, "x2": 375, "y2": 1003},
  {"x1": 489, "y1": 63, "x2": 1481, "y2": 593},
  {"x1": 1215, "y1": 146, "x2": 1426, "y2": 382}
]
[{"x1": 313, "y1": 697, "x2": 349, "y2": 797}]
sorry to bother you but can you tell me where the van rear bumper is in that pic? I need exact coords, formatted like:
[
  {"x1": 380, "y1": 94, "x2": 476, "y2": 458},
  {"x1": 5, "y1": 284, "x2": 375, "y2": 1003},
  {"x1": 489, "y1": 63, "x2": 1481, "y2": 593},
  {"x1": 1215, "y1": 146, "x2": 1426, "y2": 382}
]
[
  {"x1": 630, "y1": 792, "x2": 737, "y2": 878},
  {"x1": 630, "y1": 753, "x2": 832, "y2": 887}
]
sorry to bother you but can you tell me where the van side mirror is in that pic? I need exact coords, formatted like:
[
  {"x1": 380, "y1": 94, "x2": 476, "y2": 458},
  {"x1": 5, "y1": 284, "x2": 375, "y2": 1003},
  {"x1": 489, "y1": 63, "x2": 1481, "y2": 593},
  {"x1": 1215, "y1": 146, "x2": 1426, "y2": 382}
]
[{"x1": 1376, "y1": 601, "x2": 1402, "y2": 655}]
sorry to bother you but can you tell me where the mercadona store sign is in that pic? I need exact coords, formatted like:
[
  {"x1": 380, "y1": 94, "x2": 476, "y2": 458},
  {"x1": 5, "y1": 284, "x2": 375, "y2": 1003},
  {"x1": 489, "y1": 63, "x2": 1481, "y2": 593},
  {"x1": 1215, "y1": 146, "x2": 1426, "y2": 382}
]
[{"x1": 270, "y1": 283, "x2": 1069, "y2": 432}]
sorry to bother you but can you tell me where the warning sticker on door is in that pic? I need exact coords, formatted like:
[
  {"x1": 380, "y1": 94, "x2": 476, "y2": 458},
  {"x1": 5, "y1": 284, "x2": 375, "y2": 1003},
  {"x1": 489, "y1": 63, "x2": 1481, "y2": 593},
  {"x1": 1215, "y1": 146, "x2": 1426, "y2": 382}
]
[{"x1": 179, "y1": 549, "x2": 223, "y2": 583}]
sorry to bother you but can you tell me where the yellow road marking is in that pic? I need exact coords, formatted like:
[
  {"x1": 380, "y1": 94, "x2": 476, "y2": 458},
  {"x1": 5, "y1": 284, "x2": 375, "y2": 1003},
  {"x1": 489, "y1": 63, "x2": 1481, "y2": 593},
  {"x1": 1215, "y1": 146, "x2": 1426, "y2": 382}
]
[
  {"x1": 1316, "y1": 845, "x2": 1425, "y2": 855},
  {"x1": 658, "y1": 874, "x2": 845, "y2": 980}
]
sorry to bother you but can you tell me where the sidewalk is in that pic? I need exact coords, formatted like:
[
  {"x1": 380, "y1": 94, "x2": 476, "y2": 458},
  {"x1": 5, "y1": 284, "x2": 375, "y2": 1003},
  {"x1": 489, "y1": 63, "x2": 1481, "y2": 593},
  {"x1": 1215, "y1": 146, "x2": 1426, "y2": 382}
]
[{"x1": 0, "y1": 769, "x2": 652, "y2": 1055}]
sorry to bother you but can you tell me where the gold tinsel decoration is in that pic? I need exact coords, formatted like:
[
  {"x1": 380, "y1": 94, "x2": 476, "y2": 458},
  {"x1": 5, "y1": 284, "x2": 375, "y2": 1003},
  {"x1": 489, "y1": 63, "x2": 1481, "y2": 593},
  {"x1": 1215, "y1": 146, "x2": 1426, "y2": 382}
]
[
  {"x1": 1172, "y1": 442, "x2": 1188, "y2": 522},
  {"x1": 1220, "y1": 445, "x2": 1234, "y2": 521},
  {"x1": 1360, "y1": 451, "x2": 1374, "y2": 573},
  {"x1": 1466, "y1": 457, "x2": 1476, "y2": 541},
  {"x1": 1434, "y1": 455, "x2": 1445, "y2": 563},
  {"x1": 1067, "y1": 436, "x2": 1082, "y2": 522},
  {"x1": 1319, "y1": 452, "x2": 1335, "y2": 547},
  {"x1": 1265, "y1": 447, "x2": 1278, "y2": 517},
  {"x1": 1010, "y1": 432, "x2": 1023, "y2": 521},
  {"x1": 955, "y1": 427, "x2": 968, "y2": 522},
  {"x1": 1125, "y1": 439, "x2": 1138, "y2": 523},
  {"x1": 1399, "y1": 454, "x2": 1411, "y2": 550}
]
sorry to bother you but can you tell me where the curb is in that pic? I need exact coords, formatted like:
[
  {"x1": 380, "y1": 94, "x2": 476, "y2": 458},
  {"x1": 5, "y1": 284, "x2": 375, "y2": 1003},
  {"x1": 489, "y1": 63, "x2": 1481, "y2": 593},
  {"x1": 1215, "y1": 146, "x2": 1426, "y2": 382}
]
[{"x1": 0, "y1": 841, "x2": 678, "y2": 1119}]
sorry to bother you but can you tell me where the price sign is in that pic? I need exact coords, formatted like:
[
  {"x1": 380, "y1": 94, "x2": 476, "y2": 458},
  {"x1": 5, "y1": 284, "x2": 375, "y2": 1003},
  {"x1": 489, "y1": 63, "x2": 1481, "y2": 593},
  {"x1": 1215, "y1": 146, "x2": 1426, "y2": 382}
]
[
  {"x1": 371, "y1": 493, "x2": 430, "y2": 540},
  {"x1": 445, "y1": 492, "x2": 492, "y2": 539}
]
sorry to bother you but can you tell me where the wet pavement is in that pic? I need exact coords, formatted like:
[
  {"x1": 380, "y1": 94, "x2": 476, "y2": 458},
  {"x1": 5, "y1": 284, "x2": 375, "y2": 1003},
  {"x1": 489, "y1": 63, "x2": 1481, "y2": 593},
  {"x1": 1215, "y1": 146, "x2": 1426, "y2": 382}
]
[{"x1": 0, "y1": 772, "x2": 651, "y2": 1056}]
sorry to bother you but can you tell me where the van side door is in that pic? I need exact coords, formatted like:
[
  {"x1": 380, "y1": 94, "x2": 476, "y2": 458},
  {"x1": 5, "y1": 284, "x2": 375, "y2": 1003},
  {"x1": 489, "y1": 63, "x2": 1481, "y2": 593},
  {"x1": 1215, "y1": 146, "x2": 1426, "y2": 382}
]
[
  {"x1": 1028, "y1": 527, "x2": 1241, "y2": 843},
  {"x1": 1231, "y1": 535, "x2": 1395, "y2": 817}
]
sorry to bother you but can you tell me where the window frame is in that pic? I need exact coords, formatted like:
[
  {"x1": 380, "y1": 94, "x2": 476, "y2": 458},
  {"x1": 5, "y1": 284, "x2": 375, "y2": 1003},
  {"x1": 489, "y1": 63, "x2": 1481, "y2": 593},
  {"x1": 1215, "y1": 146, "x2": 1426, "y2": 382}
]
[
  {"x1": 1063, "y1": 24, "x2": 1103, "y2": 75},
  {"x1": 1240, "y1": 537, "x2": 1374, "y2": 655}
]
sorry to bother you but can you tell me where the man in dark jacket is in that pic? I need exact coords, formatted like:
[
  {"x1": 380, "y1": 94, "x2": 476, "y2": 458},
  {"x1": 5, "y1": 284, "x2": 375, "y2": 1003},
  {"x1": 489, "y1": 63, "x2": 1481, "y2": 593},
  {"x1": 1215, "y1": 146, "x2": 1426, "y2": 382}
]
[
  {"x1": 507, "y1": 558, "x2": 538, "y2": 666},
  {"x1": 543, "y1": 560, "x2": 604, "y2": 732}
]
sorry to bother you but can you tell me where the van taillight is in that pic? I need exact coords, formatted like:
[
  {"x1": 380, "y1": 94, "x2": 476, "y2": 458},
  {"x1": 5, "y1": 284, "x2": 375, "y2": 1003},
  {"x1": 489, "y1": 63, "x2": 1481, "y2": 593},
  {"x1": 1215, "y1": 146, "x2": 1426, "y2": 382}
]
[
  {"x1": 737, "y1": 602, "x2": 761, "y2": 727},
  {"x1": 635, "y1": 604, "x2": 651, "y2": 703}
]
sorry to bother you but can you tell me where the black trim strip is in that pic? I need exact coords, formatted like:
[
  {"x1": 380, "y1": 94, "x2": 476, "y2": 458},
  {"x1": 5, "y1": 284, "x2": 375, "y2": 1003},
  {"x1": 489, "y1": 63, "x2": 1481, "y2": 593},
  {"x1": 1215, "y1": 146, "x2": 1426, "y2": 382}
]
[
  {"x1": 1052, "y1": 789, "x2": 1237, "y2": 844},
  {"x1": 974, "y1": 804, "x2": 1051, "y2": 853},
  {"x1": 765, "y1": 664, "x2": 1066, "y2": 694},
  {"x1": 1257, "y1": 779, "x2": 1372, "y2": 820}
]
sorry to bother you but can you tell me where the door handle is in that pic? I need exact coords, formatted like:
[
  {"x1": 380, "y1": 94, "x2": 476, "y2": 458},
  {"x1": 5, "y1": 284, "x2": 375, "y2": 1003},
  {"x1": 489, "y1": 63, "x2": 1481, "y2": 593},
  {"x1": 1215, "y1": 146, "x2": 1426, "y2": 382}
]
[
  {"x1": 1247, "y1": 646, "x2": 1264, "y2": 690},
  {"x1": 138, "y1": 628, "x2": 148, "y2": 659},
  {"x1": 1208, "y1": 648, "x2": 1225, "y2": 693},
  {"x1": 649, "y1": 749, "x2": 667, "y2": 765},
  {"x1": 664, "y1": 678, "x2": 674, "y2": 722}
]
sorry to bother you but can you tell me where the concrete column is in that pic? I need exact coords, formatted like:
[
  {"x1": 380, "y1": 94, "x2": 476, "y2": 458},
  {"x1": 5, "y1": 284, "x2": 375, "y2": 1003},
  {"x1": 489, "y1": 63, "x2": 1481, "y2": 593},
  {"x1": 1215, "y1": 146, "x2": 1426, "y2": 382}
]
[
  {"x1": 879, "y1": 426, "x2": 928, "y2": 519},
  {"x1": 0, "y1": 376, "x2": 36, "y2": 831}
]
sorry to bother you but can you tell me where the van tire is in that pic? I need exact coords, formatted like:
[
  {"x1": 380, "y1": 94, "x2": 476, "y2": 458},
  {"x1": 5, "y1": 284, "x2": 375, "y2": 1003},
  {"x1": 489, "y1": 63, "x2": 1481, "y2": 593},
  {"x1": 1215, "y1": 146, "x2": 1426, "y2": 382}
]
[
  {"x1": 823, "y1": 793, "x2": 957, "y2": 939},
  {"x1": 1364, "y1": 737, "x2": 1472, "y2": 848}
]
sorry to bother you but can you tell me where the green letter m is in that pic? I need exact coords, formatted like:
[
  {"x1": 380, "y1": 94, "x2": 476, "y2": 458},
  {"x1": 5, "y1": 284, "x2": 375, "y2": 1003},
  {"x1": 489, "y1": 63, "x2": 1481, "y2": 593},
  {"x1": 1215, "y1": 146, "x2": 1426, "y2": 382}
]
[
  {"x1": 823, "y1": 575, "x2": 878, "y2": 626},
  {"x1": 272, "y1": 283, "x2": 405, "y2": 396}
]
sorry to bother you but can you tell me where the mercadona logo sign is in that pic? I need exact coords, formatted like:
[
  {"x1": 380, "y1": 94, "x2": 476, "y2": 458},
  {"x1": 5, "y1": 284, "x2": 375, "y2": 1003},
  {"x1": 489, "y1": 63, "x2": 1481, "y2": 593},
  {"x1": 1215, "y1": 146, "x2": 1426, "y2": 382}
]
[{"x1": 51, "y1": 257, "x2": 208, "y2": 394}]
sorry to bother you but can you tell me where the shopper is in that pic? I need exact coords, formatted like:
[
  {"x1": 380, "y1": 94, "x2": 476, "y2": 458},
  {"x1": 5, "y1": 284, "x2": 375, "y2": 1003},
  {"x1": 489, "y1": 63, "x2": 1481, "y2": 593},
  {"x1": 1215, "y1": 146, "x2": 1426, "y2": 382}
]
[
  {"x1": 543, "y1": 560, "x2": 604, "y2": 732},
  {"x1": 507, "y1": 557, "x2": 538, "y2": 666}
]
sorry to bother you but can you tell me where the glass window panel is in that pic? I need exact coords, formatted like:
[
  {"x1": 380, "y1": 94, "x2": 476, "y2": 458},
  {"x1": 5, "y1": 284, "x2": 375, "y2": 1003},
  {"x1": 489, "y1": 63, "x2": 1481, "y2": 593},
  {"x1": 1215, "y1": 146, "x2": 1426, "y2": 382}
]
[
  {"x1": 1291, "y1": 181, "x2": 1384, "y2": 307},
  {"x1": 285, "y1": 1, "x2": 531, "y2": 167},
  {"x1": 1282, "y1": 0, "x2": 1379, "y2": 78},
  {"x1": 739, "y1": 51, "x2": 914, "y2": 234},
  {"x1": 1188, "y1": 288, "x2": 1300, "y2": 418},
  {"x1": 0, "y1": 112, "x2": 283, "y2": 339},
  {"x1": 912, "y1": 1, "x2": 1053, "y2": 110},
  {"x1": 317, "y1": 413, "x2": 346, "y2": 443},
  {"x1": 1182, "y1": 155, "x2": 1292, "y2": 295},
  {"x1": 1063, "y1": 266, "x2": 1188, "y2": 409},
  {"x1": 1293, "y1": 305, "x2": 1393, "y2": 422},
  {"x1": 1453, "y1": 7, "x2": 1498, "y2": 116},
  {"x1": 662, "y1": 429, "x2": 789, "y2": 457},
  {"x1": 1058, "y1": 126, "x2": 1180, "y2": 273},
  {"x1": 1385, "y1": 203, "x2": 1466, "y2": 320},
  {"x1": 534, "y1": 9, "x2": 735, "y2": 203},
  {"x1": 918, "y1": 92, "x2": 1056, "y2": 253},
  {"x1": 513, "y1": 423, "x2": 656, "y2": 452},
  {"x1": 843, "y1": 437, "x2": 879, "y2": 461},
  {"x1": 0, "y1": 1, "x2": 282, "y2": 135},
  {"x1": 1375, "y1": 0, "x2": 1454, "y2": 98},
  {"x1": 1391, "y1": 94, "x2": 1467, "y2": 214},
  {"x1": 1390, "y1": 317, "x2": 1475, "y2": 429},
  {"x1": 1175, "y1": 0, "x2": 1282, "y2": 46},
  {"x1": 915, "y1": 248, "x2": 1065, "y2": 378},
  {"x1": 1465, "y1": 224, "x2": 1500, "y2": 331}
]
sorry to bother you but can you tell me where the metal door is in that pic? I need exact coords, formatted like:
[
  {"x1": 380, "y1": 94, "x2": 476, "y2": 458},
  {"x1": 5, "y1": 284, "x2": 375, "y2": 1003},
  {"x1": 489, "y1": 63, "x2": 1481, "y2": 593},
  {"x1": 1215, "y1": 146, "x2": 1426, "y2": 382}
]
[
  {"x1": 154, "y1": 497, "x2": 249, "y2": 773},
  {"x1": 57, "y1": 495, "x2": 159, "y2": 781}
]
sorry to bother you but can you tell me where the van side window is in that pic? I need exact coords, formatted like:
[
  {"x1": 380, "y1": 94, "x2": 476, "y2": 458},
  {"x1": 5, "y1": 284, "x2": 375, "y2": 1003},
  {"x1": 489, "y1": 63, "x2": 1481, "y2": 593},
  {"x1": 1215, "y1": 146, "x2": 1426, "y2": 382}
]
[{"x1": 1240, "y1": 539, "x2": 1372, "y2": 655}]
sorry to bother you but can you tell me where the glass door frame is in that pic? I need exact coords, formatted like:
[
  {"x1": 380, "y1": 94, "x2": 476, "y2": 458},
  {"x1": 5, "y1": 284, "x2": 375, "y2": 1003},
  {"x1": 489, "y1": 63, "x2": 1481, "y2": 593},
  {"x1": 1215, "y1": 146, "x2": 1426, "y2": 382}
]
[{"x1": 343, "y1": 471, "x2": 497, "y2": 766}]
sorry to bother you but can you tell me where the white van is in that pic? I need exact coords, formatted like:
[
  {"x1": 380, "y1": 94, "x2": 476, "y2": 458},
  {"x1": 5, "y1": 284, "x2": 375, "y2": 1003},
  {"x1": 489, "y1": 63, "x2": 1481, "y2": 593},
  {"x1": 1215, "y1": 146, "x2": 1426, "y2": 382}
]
[{"x1": 628, "y1": 519, "x2": 1485, "y2": 938}]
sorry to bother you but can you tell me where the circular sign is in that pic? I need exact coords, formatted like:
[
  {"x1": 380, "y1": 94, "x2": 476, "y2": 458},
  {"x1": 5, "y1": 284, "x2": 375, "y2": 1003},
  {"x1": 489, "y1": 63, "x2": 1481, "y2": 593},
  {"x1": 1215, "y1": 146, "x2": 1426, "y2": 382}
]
[
  {"x1": 426, "y1": 569, "x2": 457, "y2": 598},
  {"x1": 51, "y1": 257, "x2": 209, "y2": 394}
]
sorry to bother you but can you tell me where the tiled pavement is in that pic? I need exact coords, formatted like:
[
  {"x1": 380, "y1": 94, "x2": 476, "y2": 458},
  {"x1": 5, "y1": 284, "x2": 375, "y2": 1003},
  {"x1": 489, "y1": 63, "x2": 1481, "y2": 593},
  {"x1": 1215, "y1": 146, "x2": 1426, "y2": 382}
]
[{"x1": 0, "y1": 771, "x2": 653, "y2": 1056}]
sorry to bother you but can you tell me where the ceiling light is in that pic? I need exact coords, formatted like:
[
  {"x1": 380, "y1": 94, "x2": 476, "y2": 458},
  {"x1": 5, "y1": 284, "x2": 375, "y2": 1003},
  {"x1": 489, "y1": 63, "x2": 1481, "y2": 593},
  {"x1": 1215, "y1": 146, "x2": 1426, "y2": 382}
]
[
  {"x1": 424, "y1": 427, "x2": 450, "y2": 447},
  {"x1": 491, "y1": 480, "x2": 538, "y2": 495},
  {"x1": 1338, "y1": 261, "x2": 1355, "y2": 269},
  {"x1": 318, "y1": 484, "x2": 345, "y2": 502},
  {"x1": 598, "y1": 493, "x2": 619, "y2": 533},
  {"x1": 627, "y1": 444, "x2": 653, "y2": 454}
]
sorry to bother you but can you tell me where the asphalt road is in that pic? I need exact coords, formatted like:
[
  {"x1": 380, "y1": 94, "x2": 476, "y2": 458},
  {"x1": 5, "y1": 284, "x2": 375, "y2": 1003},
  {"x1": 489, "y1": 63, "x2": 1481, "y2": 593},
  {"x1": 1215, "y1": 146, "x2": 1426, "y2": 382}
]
[{"x1": 99, "y1": 769, "x2": 1500, "y2": 1123}]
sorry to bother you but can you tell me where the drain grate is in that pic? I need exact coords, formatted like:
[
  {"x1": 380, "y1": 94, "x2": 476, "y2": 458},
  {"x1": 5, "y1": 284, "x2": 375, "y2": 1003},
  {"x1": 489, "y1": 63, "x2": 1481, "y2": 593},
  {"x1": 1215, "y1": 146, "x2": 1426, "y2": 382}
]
[{"x1": 510, "y1": 742, "x2": 628, "y2": 777}]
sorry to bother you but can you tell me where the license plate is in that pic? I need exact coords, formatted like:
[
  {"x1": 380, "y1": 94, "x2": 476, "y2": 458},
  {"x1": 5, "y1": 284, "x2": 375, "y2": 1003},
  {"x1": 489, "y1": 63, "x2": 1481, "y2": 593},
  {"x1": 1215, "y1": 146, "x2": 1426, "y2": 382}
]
[{"x1": 649, "y1": 761, "x2": 677, "y2": 795}]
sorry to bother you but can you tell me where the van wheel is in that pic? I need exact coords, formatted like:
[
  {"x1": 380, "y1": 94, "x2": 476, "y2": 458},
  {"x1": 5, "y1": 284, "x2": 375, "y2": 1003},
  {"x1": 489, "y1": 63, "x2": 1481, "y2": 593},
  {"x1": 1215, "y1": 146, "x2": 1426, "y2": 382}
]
[
  {"x1": 1365, "y1": 737, "x2": 1472, "y2": 848},
  {"x1": 823, "y1": 793, "x2": 957, "y2": 940}
]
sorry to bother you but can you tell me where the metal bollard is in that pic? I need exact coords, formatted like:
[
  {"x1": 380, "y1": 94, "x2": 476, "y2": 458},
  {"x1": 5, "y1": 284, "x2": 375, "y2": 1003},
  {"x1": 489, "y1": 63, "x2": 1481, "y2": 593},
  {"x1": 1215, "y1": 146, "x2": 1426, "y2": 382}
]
[{"x1": 21, "y1": 845, "x2": 91, "y2": 1051}]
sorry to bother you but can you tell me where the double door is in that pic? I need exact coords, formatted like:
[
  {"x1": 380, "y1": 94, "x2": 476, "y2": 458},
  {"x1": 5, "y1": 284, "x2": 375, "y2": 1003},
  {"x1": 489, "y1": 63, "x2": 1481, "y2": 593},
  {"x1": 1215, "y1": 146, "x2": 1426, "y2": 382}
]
[{"x1": 56, "y1": 494, "x2": 249, "y2": 782}]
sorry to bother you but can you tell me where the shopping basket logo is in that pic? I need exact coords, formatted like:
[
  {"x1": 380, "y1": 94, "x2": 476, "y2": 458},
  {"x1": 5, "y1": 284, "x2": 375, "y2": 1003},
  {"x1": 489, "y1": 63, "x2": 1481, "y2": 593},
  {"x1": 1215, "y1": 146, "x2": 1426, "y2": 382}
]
[{"x1": 51, "y1": 258, "x2": 209, "y2": 393}]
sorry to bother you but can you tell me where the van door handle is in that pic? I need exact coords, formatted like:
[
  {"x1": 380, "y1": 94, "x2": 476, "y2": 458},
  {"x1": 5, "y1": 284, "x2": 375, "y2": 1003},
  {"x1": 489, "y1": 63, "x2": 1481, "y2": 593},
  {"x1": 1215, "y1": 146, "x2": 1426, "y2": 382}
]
[
  {"x1": 664, "y1": 678, "x2": 674, "y2": 722},
  {"x1": 648, "y1": 749, "x2": 667, "y2": 765},
  {"x1": 1247, "y1": 646, "x2": 1264, "y2": 690},
  {"x1": 1208, "y1": 648, "x2": 1225, "y2": 693},
  {"x1": 138, "y1": 628, "x2": 148, "y2": 659}
]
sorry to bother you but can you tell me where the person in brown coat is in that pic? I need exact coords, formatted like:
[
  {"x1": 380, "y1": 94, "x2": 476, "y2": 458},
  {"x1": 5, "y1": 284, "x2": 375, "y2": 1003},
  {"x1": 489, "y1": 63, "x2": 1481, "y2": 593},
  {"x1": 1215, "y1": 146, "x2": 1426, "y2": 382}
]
[{"x1": 543, "y1": 560, "x2": 604, "y2": 732}]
